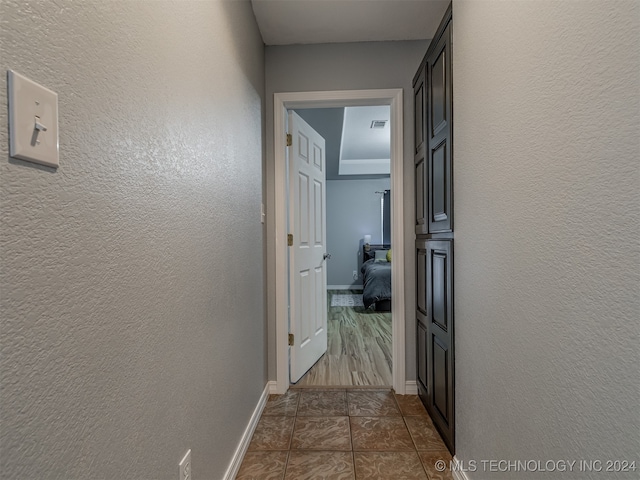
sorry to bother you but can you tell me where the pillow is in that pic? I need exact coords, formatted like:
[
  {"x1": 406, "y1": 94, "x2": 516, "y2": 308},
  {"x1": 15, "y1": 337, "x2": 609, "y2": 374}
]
[
  {"x1": 374, "y1": 249, "x2": 389, "y2": 262},
  {"x1": 386, "y1": 249, "x2": 392, "y2": 262}
]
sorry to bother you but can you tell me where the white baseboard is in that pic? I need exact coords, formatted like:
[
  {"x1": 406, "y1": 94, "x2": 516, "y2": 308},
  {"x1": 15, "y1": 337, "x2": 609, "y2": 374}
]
[
  {"x1": 223, "y1": 382, "x2": 271, "y2": 480},
  {"x1": 327, "y1": 285, "x2": 363, "y2": 290},
  {"x1": 404, "y1": 380, "x2": 418, "y2": 395},
  {"x1": 452, "y1": 455, "x2": 471, "y2": 480},
  {"x1": 267, "y1": 380, "x2": 278, "y2": 393}
]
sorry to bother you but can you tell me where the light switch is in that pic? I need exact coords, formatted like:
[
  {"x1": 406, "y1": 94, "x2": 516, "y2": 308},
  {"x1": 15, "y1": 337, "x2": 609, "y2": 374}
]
[{"x1": 8, "y1": 70, "x2": 59, "y2": 168}]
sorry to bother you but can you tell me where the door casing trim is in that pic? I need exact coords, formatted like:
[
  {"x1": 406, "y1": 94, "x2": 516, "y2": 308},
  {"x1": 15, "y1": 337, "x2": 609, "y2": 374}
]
[{"x1": 273, "y1": 89, "x2": 405, "y2": 394}]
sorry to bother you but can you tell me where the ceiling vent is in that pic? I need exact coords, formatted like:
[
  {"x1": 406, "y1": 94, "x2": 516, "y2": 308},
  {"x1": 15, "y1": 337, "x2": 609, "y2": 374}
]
[{"x1": 370, "y1": 120, "x2": 387, "y2": 129}]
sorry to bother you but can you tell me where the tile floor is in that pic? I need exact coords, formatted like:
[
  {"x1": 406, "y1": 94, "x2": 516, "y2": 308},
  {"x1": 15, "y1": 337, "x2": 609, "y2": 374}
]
[{"x1": 236, "y1": 388, "x2": 454, "y2": 479}]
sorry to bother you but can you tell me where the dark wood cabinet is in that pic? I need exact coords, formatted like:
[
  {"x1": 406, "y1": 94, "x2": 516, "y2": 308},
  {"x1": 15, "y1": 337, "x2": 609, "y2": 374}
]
[
  {"x1": 414, "y1": 3, "x2": 455, "y2": 455},
  {"x1": 414, "y1": 9, "x2": 452, "y2": 235}
]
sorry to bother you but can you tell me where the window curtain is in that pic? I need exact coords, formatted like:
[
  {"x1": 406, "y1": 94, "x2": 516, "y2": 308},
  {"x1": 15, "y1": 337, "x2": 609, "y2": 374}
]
[{"x1": 383, "y1": 189, "x2": 391, "y2": 244}]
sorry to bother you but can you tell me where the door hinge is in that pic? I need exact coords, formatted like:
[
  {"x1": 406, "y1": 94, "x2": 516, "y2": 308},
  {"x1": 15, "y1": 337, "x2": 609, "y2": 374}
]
[
  {"x1": 288, "y1": 333, "x2": 294, "y2": 346},
  {"x1": 287, "y1": 233, "x2": 293, "y2": 246},
  {"x1": 286, "y1": 133, "x2": 292, "y2": 146}
]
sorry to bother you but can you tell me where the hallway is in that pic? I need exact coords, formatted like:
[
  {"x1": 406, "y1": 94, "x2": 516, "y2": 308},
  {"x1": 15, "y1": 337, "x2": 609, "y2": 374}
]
[{"x1": 237, "y1": 388, "x2": 453, "y2": 479}]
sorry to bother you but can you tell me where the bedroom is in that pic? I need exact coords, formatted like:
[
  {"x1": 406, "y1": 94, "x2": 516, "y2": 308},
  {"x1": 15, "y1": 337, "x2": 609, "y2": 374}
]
[{"x1": 292, "y1": 105, "x2": 393, "y2": 387}]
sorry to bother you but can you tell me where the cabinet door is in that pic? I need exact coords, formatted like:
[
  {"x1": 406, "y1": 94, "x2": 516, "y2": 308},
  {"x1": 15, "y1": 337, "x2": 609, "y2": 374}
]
[
  {"x1": 425, "y1": 239, "x2": 454, "y2": 452},
  {"x1": 416, "y1": 240, "x2": 428, "y2": 316},
  {"x1": 427, "y1": 20, "x2": 453, "y2": 233},
  {"x1": 414, "y1": 67, "x2": 428, "y2": 235},
  {"x1": 416, "y1": 240, "x2": 429, "y2": 394},
  {"x1": 417, "y1": 317, "x2": 428, "y2": 395},
  {"x1": 414, "y1": 66, "x2": 426, "y2": 155},
  {"x1": 415, "y1": 156, "x2": 427, "y2": 235}
]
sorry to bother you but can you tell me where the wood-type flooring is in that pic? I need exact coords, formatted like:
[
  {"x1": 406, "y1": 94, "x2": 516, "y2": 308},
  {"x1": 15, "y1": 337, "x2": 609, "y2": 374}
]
[{"x1": 295, "y1": 290, "x2": 392, "y2": 387}]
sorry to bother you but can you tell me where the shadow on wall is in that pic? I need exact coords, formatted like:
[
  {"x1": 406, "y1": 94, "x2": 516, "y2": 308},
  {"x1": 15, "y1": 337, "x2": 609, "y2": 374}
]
[{"x1": 219, "y1": 0, "x2": 265, "y2": 98}]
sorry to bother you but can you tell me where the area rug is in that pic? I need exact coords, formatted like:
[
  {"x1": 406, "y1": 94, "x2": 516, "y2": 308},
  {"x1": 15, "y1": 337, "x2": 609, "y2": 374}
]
[{"x1": 330, "y1": 294, "x2": 364, "y2": 307}]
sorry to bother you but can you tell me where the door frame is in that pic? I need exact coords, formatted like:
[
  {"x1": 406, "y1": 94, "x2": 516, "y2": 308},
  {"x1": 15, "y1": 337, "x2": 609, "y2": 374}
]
[{"x1": 273, "y1": 89, "x2": 405, "y2": 394}]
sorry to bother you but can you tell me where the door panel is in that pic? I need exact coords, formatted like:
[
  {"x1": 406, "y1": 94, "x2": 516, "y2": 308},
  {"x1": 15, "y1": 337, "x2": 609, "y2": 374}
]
[
  {"x1": 414, "y1": 68, "x2": 425, "y2": 154},
  {"x1": 427, "y1": 20, "x2": 453, "y2": 233},
  {"x1": 425, "y1": 239, "x2": 454, "y2": 452},
  {"x1": 431, "y1": 249, "x2": 447, "y2": 332},
  {"x1": 430, "y1": 46, "x2": 446, "y2": 136},
  {"x1": 416, "y1": 244, "x2": 427, "y2": 315},
  {"x1": 289, "y1": 111, "x2": 328, "y2": 384},
  {"x1": 298, "y1": 173, "x2": 309, "y2": 245},
  {"x1": 417, "y1": 318, "x2": 428, "y2": 394},
  {"x1": 299, "y1": 270, "x2": 311, "y2": 343},
  {"x1": 432, "y1": 335, "x2": 449, "y2": 421},
  {"x1": 313, "y1": 180, "x2": 323, "y2": 244},
  {"x1": 417, "y1": 240, "x2": 429, "y2": 397},
  {"x1": 314, "y1": 266, "x2": 324, "y2": 332},
  {"x1": 414, "y1": 67, "x2": 428, "y2": 235},
  {"x1": 430, "y1": 140, "x2": 450, "y2": 227},
  {"x1": 415, "y1": 157, "x2": 427, "y2": 234}
]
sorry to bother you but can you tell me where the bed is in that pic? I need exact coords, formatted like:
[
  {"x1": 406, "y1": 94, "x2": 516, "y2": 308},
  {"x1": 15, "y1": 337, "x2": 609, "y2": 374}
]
[{"x1": 361, "y1": 244, "x2": 392, "y2": 311}]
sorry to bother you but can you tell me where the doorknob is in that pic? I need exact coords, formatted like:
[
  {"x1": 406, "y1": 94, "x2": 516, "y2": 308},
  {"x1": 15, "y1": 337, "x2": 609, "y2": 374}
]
[{"x1": 323, "y1": 253, "x2": 331, "y2": 260}]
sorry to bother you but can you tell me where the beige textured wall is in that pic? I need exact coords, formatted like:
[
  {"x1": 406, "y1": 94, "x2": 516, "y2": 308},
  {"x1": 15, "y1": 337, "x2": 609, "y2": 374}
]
[
  {"x1": 453, "y1": 0, "x2": 640, "y2": 477},
  {"x1": 0, "y1": 1, "x2": 266, "y2": 479},
  {"x1": 264, "y1": 40, "x2": 429, "y2": 381}
]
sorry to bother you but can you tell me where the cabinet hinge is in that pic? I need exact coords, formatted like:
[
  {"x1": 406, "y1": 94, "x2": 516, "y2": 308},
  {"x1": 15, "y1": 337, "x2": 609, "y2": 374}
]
[
  {"x1": 288, "y1": 333, "x2": 294, "y2": 346},
  {"x1": 286, "y1": 133, "x2": 292, "y2": 146},
  {"x1": 287, "y1": 233, "x2": 293, "y2": 246}
]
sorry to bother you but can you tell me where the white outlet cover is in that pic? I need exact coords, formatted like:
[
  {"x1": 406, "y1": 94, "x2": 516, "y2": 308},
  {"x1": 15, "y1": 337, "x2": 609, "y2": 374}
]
[
  {"x1": 179, "y1": 449, "x2": 191, "y2": 480},
  {"x1": 8, "y1": 70, "x2": 59, "y2": 168}
]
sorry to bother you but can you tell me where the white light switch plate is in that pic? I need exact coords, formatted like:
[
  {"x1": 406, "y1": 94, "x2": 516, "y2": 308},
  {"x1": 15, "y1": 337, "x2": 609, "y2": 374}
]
[{"x1": 8, "y1": 70, "x2": 59, "y2": 168}]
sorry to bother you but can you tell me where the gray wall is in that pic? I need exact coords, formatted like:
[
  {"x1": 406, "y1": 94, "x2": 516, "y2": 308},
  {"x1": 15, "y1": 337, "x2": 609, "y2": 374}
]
[
  {"x1": 265, "y1": 40, "x2": 428, "y2": 381},
  {"x1": 326, "y1": 178, "x2": 391, "y2": 287},
  {"x1": 295, "y1": 108, "x2": 345, "y2": 180},
  {"x1": 453, "y1": 0, "x2": 640, "y2": 477},
  {"x1": 0, "y1": 2, "x2": 266, "y2": 479}
]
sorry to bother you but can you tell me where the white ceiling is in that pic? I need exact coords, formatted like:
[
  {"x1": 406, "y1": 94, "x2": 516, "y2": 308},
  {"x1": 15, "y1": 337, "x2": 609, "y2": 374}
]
[
  {"x1": 251, "y1": 0, "x2": 450, "y2": 45},
  {"x1": 296, "y1": 106, "x2": 391, "y2": 180},
  {"x1": 339, "y1": 106, "x2": 390, "y2": 175}
]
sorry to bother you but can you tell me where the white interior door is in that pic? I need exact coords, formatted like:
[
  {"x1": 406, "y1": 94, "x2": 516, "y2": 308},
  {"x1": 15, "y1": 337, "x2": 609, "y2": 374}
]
[{"x1": 288, "y1": 111, "x2": 328, "y2": 383}]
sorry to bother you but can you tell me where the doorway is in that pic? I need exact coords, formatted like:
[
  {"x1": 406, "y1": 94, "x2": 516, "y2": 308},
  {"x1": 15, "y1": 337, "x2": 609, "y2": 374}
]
[
  {"x1": 273, "y1": 89, "x2": 406, "y2": 395},
  {"x1": 292, "y1": 106, "x2": 392, "y2": 387}
]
